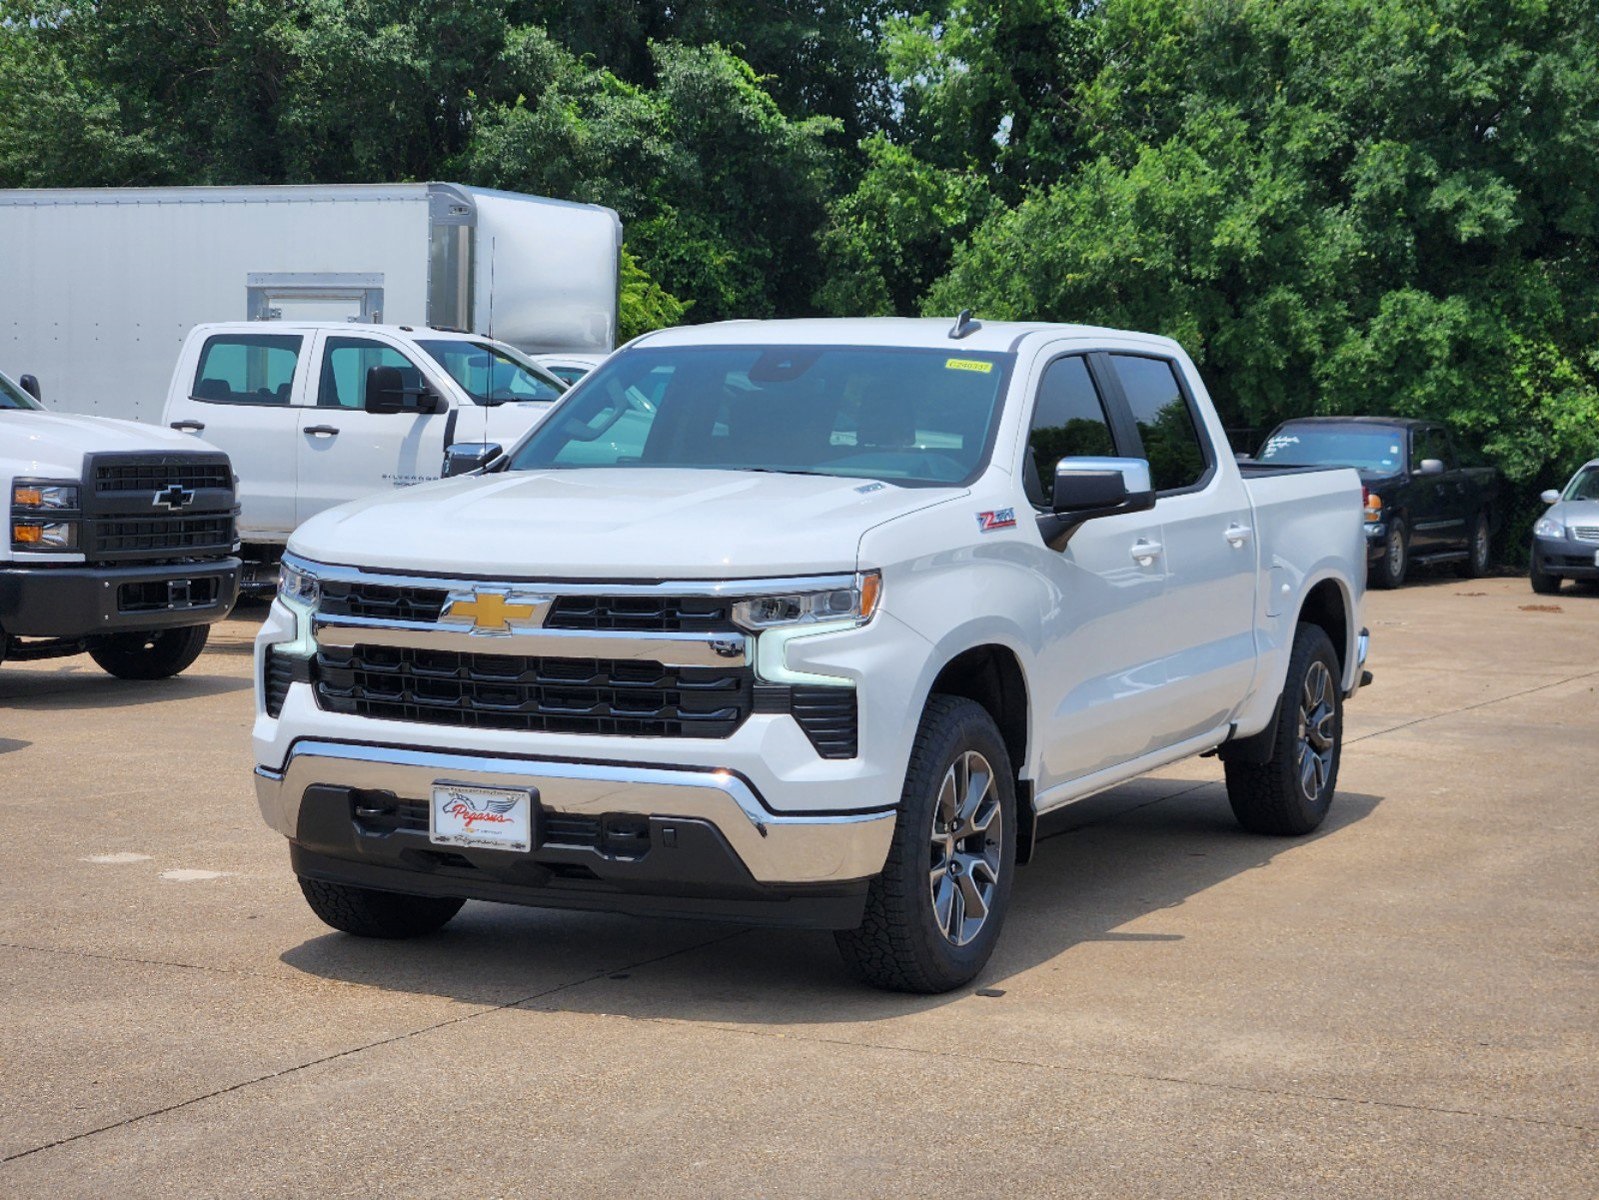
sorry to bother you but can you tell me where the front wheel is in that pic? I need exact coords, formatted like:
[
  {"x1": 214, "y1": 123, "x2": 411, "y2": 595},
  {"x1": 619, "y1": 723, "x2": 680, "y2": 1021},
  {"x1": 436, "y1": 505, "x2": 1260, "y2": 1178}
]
[
  {"x1": 835, "y1": 695, "x2": 1017, "y2": 993},
  {"x1": 1455, "y1": 512, "x2": 1491, "y2": 578},
  {"x1": 1529, "y1": 562, "x2": 1562, "y2": 595},
  {"x1": 298, "y1": 877, "x2": 465, "y2": 938},
  {"x1": 1224, "y1": 623, "x2": 1343, "y2": 836},
  {"x1": 1371, "y1": 518, "x2": 1409, "y2": 589},
  {"x1": 88, "y1": 625, "x2": 210, "y2": 680}
]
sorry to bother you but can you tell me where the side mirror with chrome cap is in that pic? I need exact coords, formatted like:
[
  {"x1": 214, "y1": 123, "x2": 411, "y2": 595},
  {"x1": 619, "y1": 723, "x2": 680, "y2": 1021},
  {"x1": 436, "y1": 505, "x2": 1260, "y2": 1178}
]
[
  {"x1": 1540, "y1": 489, "x2": 1561, "y2": 505},
  {"x1": 442, "y1": 442, "x2": 504, "y2": 477},
  {"x1": 1416, "y1": 458, "x2": 1445, "y2": 476},
  {"x1": 1038, "y1": 456, "x2": 1156, "y2": 550}
]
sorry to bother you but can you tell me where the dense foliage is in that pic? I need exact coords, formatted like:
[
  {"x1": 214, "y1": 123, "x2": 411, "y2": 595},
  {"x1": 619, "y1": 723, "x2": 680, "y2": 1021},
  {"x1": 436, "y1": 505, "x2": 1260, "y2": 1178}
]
[{"x1": 2, "y1": 0, "x2": 1596, "y2": 533}]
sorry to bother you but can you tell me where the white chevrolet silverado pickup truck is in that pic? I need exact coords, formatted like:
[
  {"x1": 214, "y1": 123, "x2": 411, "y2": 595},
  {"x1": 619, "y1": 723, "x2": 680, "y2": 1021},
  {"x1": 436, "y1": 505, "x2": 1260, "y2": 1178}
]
[
  {"x1": 1, "y1": 368, "x2": 240, "y2": 678},
  {"x1": 254, "y1": 317, "x2": 1369, "y2": 992},
  {"x1": 162, "y1": 322, "x2": 567, "y2": 587}
]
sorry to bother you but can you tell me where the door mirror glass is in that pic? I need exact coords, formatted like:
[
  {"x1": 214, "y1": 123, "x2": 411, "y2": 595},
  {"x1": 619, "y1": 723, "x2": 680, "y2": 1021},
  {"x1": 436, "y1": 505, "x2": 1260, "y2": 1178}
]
[
  {"x1": 442, "y1": 442, "x2": 503, "y2": 478},
  {"x1": 1540, "y1": 489, "x2": 1561, "y2": 505},
  {"x1": 1416, "y1": 457, "x2": 1445, "y2": 476},
  {"x1": 1053, "y1": 457, "x2": 1155, "y2": 516},
  {"x1": 18, "y1": 373, "x2": 41, "y2": 401}
]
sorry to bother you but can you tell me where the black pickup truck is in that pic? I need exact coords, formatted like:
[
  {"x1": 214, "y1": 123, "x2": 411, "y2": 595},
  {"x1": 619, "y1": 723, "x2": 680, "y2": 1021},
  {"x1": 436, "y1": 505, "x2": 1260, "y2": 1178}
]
[{"x1": 1255, "y1": 417, "x2": 1500, "y2": 588}]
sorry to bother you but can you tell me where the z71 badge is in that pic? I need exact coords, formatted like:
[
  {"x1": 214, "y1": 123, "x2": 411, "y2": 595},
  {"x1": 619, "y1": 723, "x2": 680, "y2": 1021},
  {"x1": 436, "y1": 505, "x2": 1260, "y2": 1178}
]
[{"x1": 976, "y1": 508, "x2": 1017, "y2": 532}]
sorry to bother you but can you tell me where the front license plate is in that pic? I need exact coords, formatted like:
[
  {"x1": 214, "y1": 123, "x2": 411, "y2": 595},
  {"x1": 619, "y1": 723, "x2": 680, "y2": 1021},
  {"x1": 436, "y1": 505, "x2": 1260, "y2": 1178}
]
[{"x1": 430, "y1": 782, "x2": 534, "y2": 853}]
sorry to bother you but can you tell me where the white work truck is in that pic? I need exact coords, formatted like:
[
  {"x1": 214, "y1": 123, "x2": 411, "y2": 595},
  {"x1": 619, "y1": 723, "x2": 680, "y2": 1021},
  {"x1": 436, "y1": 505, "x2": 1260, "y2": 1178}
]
[
  {"x1": 161, "y1": 322, "x2": 566, "y2": 586},
  {"x1": 0, "y1": 369, "x2": 240, "y2": 678},
  {"x1": 253, "y1": 317, "x2": 1369, "y2": 992}
]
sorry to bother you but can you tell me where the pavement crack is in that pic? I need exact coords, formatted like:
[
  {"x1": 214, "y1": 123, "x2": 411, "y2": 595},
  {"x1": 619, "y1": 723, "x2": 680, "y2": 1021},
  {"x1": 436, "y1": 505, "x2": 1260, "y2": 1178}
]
[
  {"x1": 0, "y1": 928, "x2": 748, "y2": 1165},
  {"x1": 0, "y1": 939, "x2": 281, "y2": 983}
]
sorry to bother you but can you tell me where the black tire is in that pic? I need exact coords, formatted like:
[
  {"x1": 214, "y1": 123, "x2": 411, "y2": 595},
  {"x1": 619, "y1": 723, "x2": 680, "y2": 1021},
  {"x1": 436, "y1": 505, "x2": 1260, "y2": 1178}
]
[
  {"x1": 1455, "y1": 511, "x2": 1491, "y2": 578},
  {"x1": 298, "y1": 876, "x2": 465, "y2": 938},
  {"x1": 835, "y1": 695, "x2": 1017, "y2": 993},
  {"x1": 1371, "y1": 518, "x2": 1408, "y2": 589},
  {"x1": 1224, "y1": 624, "x2": 1342, "y2": 836},
  {"x1": 1529, "y1": 562, "x2": 1562, "y2": 595},
  {"x1": 88, "y1": 624, "x2": 210, "y2": 680}
]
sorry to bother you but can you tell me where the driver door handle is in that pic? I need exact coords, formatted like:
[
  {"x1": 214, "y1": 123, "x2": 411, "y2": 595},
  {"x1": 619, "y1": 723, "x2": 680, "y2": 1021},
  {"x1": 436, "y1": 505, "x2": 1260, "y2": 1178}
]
[
  {"x1": 303, "y1": 425, "x2": 340, "y2": 437},
  {"x1": 1130, "y1": 539, "x2": 1163, "y2": 565},
  {"x1": 1225, "y1": 523, "x2": 1253, "y2": 547},
  {"x1": 169, "y1": 420, "x2": 205, "y2": 433}
]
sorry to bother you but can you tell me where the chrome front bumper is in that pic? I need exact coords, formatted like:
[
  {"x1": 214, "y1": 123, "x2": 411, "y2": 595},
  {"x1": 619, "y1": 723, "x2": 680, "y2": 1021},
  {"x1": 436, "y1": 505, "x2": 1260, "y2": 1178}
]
[{"x1": 256, "y1": 740, "x2": 896, "y2": 886}]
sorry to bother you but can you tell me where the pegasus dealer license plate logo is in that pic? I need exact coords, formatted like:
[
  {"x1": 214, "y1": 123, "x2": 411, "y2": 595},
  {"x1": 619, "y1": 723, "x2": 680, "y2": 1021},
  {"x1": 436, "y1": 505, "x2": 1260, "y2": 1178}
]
[{"x1": 430, "y1": 783, "x2": 534, "y2": 852}]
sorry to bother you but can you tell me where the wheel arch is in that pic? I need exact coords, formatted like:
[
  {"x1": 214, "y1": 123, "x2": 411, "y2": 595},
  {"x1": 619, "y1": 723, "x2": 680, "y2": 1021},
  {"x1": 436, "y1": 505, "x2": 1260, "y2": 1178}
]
[{"x1": 924, "y1": 641, "x2": 1037, "y2": 863}]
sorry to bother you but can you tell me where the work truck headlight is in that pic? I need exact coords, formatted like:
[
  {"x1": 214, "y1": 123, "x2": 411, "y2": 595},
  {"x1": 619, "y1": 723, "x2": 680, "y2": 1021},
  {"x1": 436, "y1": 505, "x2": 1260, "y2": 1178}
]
[
  {"x1": 12, "y1": 481, "x2": 80, "y2": 511},
  {"x1": 1534, "y1": 516, "x2": 1565, "y2": 539},
  {"x1": 278, "y1": 558, "x2": 321, "y2": 608},
  {"x1": 12, "y1": 520, "x2": 78, "y2": 550},
  {"x1": 732, "y1": 572, "x2": 882, "y2": 631}
]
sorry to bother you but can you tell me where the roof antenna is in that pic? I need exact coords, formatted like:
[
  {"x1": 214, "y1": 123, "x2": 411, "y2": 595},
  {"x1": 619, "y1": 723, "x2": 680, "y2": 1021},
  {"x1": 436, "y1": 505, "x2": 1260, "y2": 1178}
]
[
  {"x1": 949, "y1": 309, "x2": 982, "y2": 340},
  {"x1": 486, "y1": 235, "x2": 497, "y2": 343}
]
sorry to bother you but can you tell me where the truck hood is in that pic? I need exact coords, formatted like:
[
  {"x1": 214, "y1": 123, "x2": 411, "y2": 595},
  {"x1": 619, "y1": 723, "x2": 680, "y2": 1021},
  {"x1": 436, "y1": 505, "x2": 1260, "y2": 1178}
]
[
  {"x1": 0, "y1": 410, "x2": 217, "y2": 476},
  {"x1": 289, "y1": 468, "x2": 963, "y2": 579}
]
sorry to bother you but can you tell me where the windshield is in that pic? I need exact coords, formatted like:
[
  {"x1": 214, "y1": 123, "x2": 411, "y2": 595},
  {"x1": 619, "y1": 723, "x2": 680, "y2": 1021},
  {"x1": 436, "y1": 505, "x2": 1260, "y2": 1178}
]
[
  {"x1": 508, "y1": 344, "x2": 1012, "y2": 485},
  {"x1": 417, "y1": 340, "x2": 566, "y2": 406},
  {"x1": 1564, "y1": 464, "x2": 1599, "y2": 501},
  {"x1": 0, "y1": 372, "x2": 42, "y2": 411},
  {"x1": 1257, "y1": 424, "x2": 1405, "y2": 473}
]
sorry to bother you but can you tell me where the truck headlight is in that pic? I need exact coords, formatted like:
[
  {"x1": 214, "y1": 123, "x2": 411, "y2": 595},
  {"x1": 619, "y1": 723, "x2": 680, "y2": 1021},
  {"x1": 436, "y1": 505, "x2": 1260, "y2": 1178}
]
[
  {"x1": 732, "y1": 572, "x2": 882, "y2": 631},
  {"x1": 1534, "y1": 516, "x2": 1565, "y2": 538},
  {"x1": 11, "y1": 520, "x2": 78, "y2": 550},
  {"x1": 12, "y1": 481, "x2": 80, "y2": 510},
  {"x1": 278, "y1": 558, "x2": 321, "y2": 608}
]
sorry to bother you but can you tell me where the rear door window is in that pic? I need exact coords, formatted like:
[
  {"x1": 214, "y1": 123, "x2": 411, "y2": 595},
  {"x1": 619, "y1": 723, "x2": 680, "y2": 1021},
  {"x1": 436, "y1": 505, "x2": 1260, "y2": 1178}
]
[
  {"x1": 192, "y1": 334, "x2": 301, "y2": 406},
  {"x1": 1109, "y1": 355, "x2": 1210, "y2": 493}
]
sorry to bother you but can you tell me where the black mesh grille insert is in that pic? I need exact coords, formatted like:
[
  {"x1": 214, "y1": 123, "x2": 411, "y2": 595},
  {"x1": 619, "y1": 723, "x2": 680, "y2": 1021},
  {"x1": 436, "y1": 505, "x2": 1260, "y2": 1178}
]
[
  {"x1": 545, "y1": 595, "x2": 735, "y2": 632},
  {"x1": 319, "y1": 579, "x2": 449, "y2": 623},
  {"x1": 788, "y1": 686, "x2": 859, "y2": 759},
  {"x1": 93, "y1": 458, "x2": 231, "y2": 494},
  {"x1": 88, "y1": 515, "x2": 234, "y2": 558},
  {"x1": 314, "y1": 644, "x2": 753, "y2": 738}
]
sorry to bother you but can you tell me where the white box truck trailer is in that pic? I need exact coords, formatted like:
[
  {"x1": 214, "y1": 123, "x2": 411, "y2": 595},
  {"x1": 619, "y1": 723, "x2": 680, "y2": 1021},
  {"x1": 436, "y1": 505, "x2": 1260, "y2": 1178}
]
[{"x1": 0, "y1": 183, "x2": 621, "y2": 424}]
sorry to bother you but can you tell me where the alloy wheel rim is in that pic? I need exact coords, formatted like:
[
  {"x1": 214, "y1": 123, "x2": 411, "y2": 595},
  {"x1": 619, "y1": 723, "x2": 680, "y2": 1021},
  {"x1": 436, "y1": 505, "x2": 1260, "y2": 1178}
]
[
  {"x1": 928, "y1": 750, "x2": 1002, "y2": 947},
  {"x1": 1295, "y1": 661, "x2": 1337, "y2": 802},
  {"x1": 1388, "y1": 528, "x2": 1405, "y2": 579},
  {"x1": 1475, "y1": 520, "x2": 1489, "y2": 568}
]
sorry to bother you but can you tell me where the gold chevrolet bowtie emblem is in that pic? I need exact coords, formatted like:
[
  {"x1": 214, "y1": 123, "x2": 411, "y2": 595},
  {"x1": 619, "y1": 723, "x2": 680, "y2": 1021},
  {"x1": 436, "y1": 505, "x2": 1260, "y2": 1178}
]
[{"x1": 442, "y1": 591, "x2": 546, "y2": 633}]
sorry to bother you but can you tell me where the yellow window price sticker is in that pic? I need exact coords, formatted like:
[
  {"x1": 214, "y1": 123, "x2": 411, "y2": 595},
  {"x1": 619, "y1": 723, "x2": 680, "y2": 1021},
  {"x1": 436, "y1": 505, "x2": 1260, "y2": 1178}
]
[{"x1": 945, "y1": 358, "x2": 993, "y2": 373}]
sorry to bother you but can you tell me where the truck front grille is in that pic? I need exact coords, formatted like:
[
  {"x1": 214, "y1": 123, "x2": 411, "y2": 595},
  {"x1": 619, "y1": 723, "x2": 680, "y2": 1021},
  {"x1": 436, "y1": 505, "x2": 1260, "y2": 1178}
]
[
  {"x1": 319, "y1": 579, "x2": 449, "y2": 623},
  {"x1": 94, "y1": 459, "x2": 232, "y2": 494},
  {"x1": 313, "y1": 644, "x2": 753, "y2": 738},
  {"x1": 545, "y1": 595, "x2": 735, "y2": 632},
  {"x1": 88, "y1": 515, "x2": 235, "y2": 558}
]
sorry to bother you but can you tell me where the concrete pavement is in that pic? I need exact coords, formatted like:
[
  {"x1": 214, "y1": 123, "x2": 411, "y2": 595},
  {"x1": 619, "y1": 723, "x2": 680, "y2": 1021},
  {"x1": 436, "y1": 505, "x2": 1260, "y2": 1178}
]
[{"x1": 0, "y1": 576, "x2": 1594, "y2": 1196}]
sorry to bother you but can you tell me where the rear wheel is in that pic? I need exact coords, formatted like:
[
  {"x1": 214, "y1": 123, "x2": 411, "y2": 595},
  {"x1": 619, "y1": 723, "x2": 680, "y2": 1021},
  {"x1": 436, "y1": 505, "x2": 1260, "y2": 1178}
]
[
  {"x1": 1529, "y1": 562, "x2": 1562, "y2": 595},
  {"x1": 835, "y1": 695, "x2": 1016, "y2": 993},
  {"x1": 298, "y1": 877, "x2": 465, "y2": 938},
  {"x1": 1224, "y1": 624, "x2": 1342, "y2": 836},
  {"x1": 1455, "y1": 512, "x2": 1491, "y2": 578},
  {"x1": 88, "y1": 625, "x2": 209, "y2": 680},
  {"x1": 1372, "y1": 518, "x2": 1408, "y2": 589}
]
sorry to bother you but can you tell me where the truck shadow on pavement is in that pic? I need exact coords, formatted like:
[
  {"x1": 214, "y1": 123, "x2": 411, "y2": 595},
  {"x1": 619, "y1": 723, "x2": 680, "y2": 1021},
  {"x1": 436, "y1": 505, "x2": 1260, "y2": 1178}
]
[
  {"x1": 0, "y1": 668, "x2": 249, "y2": 707},
  {"x1": 280, "y1": 775, "x2": 1382, "y2": 1021}
]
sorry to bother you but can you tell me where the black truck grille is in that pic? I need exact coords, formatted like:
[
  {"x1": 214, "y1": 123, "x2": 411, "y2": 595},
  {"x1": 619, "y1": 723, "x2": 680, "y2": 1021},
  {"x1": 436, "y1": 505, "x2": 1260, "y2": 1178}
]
[
  {"x1": 89, "y1": 515, "x2": 234, "y2": 558},
  {"x1": 319, "y1": 580, "x2": 450, "y2": 623},
  {"x1": 314, "y1": 644, "x2": 753, "y2": 738},
  {"x1": 81, "y1": 451, "x2": 238, "y2": 565},
  {"x1": 315, "y1": 579, "x2": 736, "y2": 632},
  {"x1": 94, "y1": 459, "x2": 231, "y2": 494}
]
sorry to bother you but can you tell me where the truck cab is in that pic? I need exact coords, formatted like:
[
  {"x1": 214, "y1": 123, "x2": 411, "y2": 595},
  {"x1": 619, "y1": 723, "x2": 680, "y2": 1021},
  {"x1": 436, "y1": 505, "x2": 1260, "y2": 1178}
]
[
  {"x1": 1, "y1": 367, "x2": 240, "y2": 679},
  {"x1": 162, "y1": 323, "x2": 567, "y2": 582}
]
